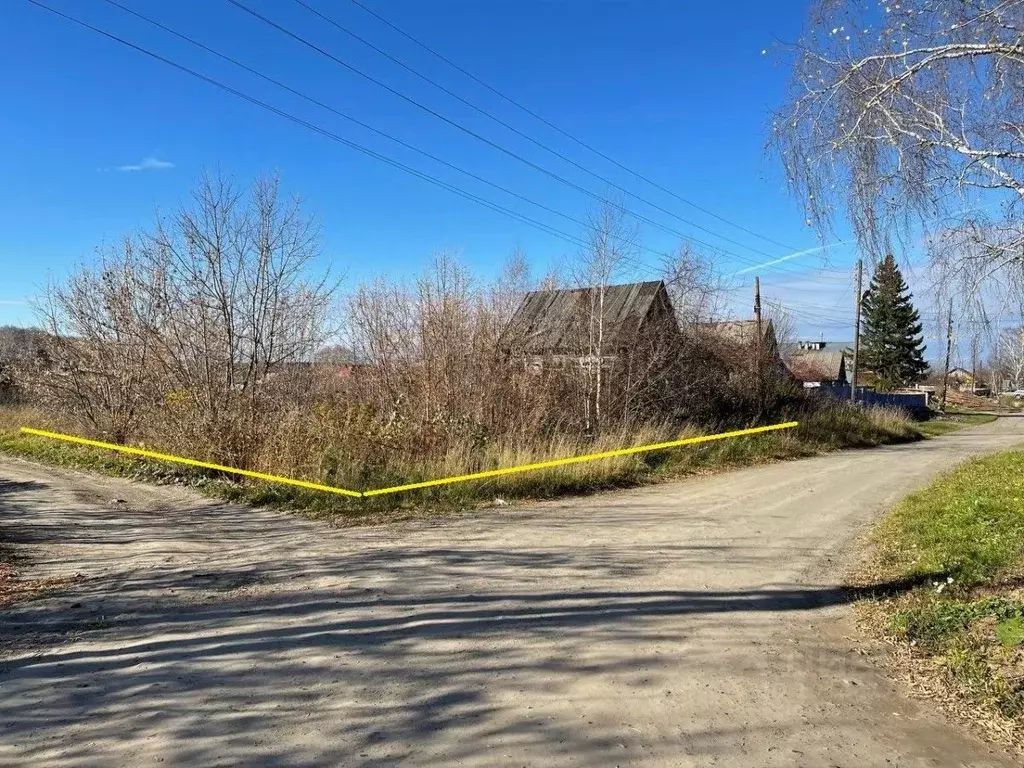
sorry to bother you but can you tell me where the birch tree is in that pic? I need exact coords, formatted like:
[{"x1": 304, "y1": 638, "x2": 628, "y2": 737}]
[
  {"x1": 995, "y1": 326, "x2": 1024, "y2": 388},
  {"x1": 661, "y1": 241, "x2": 730, "y2": 324},
  {"x1": 573, "y1": 200, "x2": 638, "y2": 433},
  {"x1": 774, "y1": 0, "x2": 1024, "y2": 294}
]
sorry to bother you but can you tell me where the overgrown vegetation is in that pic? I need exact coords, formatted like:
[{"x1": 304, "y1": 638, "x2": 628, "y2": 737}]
[
  {"x1": 0, "y1": 172, "x2": 936, "y2": 518},
  {"x1": 857, "y1": 450, "x2": 1024, "y2": 748},
  {"x1": 0, "y1": 402, "x2": 919, "y2": 519}
]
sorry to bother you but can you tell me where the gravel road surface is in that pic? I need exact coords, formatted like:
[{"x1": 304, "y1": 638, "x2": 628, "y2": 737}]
[{"x1": 2, "y1": 420, "x2": 1023, "y2": 766}]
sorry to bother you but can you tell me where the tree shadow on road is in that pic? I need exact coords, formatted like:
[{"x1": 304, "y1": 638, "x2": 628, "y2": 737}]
[
  {"x1": 0, "y1": 564, "x2": 942, "y2": 766},
  {"x1": 0, "y1": 465, "x2": 957, "y2": 766}
]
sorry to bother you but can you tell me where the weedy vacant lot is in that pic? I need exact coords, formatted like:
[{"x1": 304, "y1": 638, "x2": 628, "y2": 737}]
[{"x1": 0, "y1": 402, "x2": 920, "y2": 519}]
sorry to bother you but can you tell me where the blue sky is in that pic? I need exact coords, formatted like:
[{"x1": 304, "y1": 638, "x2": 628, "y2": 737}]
[{"x1": 2, "y1": 0, "x2": 944, "y2": 352}]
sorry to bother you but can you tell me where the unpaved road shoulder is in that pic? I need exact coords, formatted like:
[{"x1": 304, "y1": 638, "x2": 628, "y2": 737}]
[{"x1": 2, "y1": 421, "x2": 1023, "y2": 766}]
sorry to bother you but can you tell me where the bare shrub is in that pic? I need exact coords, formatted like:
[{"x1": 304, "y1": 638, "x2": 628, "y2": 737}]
[
  {"x1": 20, "y1": 174, "x2": 853, "y2": 500},
  {"x1": 338, "y1": 251, "x2": 566, "y2": 483},
  {"x1": 31, "y1": 172, "x2": 335, "y2": 466},
  {"x1": 31, "y1": 238, "x2": 163, "y2": 441}
]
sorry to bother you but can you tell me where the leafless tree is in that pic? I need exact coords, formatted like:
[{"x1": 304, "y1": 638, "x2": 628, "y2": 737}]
[
  {"x1": 32, "y1": 238, "x2": 162, "y2": 440},
  {"x1": 994, "y1": 326, "x2": 1024, "y2": 388},
  {"x1": 660, "y1": 241, "x2": 731, "y2": 324},
  {"x1": 0, "y1": 325, "x2": 47, "y2": 404},
  {"x1": 141, "y1": 173, "x2": 334, "y2": 465},
  {"x1": 490, "y1": 246, "x2": 533, "y2": 326},
  {"x1": 764, "y1": 301, "x2": 797, "y2": 352},
  {"x1": 774, "y1": 0, "x2": 1024, "y2": 294},
  {"x1": 32, "y1": 172, "x2": 336, "y2": 465},
  {"x1": 573, "y1": 199, "x2": 639, "y2": 432}
]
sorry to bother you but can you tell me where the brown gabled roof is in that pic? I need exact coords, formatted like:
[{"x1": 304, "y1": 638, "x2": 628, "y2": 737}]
[{"x1": 500, "y1": 280, "x2": 672, "y2": 354}]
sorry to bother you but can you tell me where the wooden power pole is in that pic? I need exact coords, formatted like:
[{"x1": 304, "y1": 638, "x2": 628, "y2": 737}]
[
  {"x1": 754, "y1": 276, "x2": 763, "y2": 415},
  {"x1": 939, "y1": 299, "x2": 954, "y2": 411},
  {"x1": 970, "y1": 331, "x2": 979, "y2": 394},
  {"x1": 850, "y1": 259, "x2": 864, "y2": 405}
]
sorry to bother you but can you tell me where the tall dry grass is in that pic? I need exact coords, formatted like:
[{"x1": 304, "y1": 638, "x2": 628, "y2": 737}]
[
  {"x1": 0, "y1": 398, "x2": 920, "y2": 513},
  {"x1": 0, "y1": 175, "x2": 923, "y2": 511}
]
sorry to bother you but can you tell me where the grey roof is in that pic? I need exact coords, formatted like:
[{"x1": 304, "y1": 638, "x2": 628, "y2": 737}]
[
  {"x1": 785, "y1": 348, "x2": 846, "y2": 382},
  {"x1": 698, "y1": 319, "x2": 775, "y2": 346},
  {"x1": 500, "y1": 280, "x2": 670, "y2": 354}
]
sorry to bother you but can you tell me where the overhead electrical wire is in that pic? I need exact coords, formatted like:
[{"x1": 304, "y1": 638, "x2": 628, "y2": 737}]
[
  {"x1": 25, "y1": 0, "x2": 596, "y2": 252},
  {"x1": 96, "y1": 0, "x2": 617, "y2": 247},
  {"x1": 90, "y1": 0, "x2": 807, "y2": 278},
  {"x1": 769, "y1": 305, "x2": 851, "y2": 325},
  {"x1": 28, "y1": 0, "x2": 816, "y2": 282},
  {"x1": 86, "y1": 0, "x2": 702, "y2": 276},
  {"x1": 290, "y1": 0, "x2": 794, "y2": 257},
  {"x1": 224, "y1": 0, "x2": 800, "y2": 264},
  {"x1": 342, "y1": 0, "x2": 798, "y2": 252}
]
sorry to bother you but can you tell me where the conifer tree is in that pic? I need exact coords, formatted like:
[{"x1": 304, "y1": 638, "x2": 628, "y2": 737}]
[{"x1": 859, "y1": 254, "x2": 928, "y2": 390}]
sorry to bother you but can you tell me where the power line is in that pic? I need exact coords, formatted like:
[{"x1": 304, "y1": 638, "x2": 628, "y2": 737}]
[
  {"x1": 96, "y1": 0, "x2": 636, "y2": 255},
  {"x1": 26, "y1": 0, "x2": 597, "y2": 251},
  {"x1": 755, "y1": 280, "x2": 853, "y2": 294},
  {"x1": 91, "y1": 0, "x2": 718, "y2": 277},
  {"x1": 342, "y1": 0, "x2": 798, "y2": 252},
  {"x1": 27, "y1": 3, "x2": 686, "y2": 282},
  {"x1": 776, "y1": 300, "x2": 854, "y2": 311},
  {"x1": 27, "y1": 1, "x2": 812, "y2": 284},
  {"x1": 94, "y1": 1, "x2": 811, "y2": 280},
  {"x1": 225, "y1": 0, "x2": 792, "y2": 262},
  {"x1": 765, "y1": 302, "x2": 850, "y2": 324},
  {"x1": 291, "y1": 0, "x2": 793, "y2": 258}
]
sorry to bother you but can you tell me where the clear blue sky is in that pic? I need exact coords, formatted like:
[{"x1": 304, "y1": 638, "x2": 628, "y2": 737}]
[{"x1": 1, "y1": 0, "x2": 889, "y2": 344}]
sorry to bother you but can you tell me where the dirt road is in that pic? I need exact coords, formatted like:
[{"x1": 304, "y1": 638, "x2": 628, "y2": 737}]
[{"x1": 2, "y1": 421, "x2": 1023, "y2": 767}]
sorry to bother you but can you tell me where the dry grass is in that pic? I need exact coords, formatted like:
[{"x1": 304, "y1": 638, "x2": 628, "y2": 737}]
[{"x1": 0, "y1": 402, "x2": 921, "y2": 520}]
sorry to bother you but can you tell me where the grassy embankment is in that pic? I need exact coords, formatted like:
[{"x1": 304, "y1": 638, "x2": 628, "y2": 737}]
[
  {"x1": 915, "y1": 411, "x2": 997, "y2": 437},
  {"x1": 856, "y1": 450, "x2": 1024, "y2": 750},
  {"x1": 0, "y1": 403, "x2": 922, "y2": 519}
]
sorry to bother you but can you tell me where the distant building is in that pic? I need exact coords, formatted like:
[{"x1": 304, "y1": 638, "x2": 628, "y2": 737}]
[
  {"x1": 696, "y1": 319, "x2": 784, "y2": 382},
  {"x1": 946, "y1": 367, "x2": 975, "y2": 391},
  {"x1": 783, "y1": 340, "x2": 849, "y2": 388},
  {"x1": 501, "y1": 280, "x2": 785, "y2": 386}
]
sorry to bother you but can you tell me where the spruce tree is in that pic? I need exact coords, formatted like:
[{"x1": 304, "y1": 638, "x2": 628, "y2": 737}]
[{"x1": 859, "y1": 254, "x2": 928, "y2": 390}]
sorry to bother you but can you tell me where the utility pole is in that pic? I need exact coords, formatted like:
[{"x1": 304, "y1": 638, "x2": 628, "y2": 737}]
[
  {"x1": 970, "y1": 331, "x2": 979, "y2": 395},
  {"x1": 754, "y1": 276, "x2": 764, "y2": 416},
  {"x1": 850, "y1": 258, "x2": 864, "y2": 405},
  {"x1": 939, "y1": 299, "x2": 954, "y2": 411}
]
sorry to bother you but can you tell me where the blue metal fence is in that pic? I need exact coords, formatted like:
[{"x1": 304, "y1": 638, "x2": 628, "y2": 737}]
[{"x1": 817, "y1": 384, "x2": 929, "y2": 416}]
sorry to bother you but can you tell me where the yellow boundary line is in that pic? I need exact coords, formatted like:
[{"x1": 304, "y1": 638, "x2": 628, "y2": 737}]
[
  {"x1": 18, "y1": 427, "x2": 363, "y2": 498},
  {"x1": 19, "y1": 421, "x2": 798, "y2": 499},
  {"x1": 362, "y1": 421, "x2": 799, "y2": 496}
]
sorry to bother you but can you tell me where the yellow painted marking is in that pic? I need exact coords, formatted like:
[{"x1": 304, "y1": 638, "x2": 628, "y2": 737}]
[
  {"x1": 18, "y1": 427, "x2": 363, "y2": 498},
  {"x1": 20, "y1": 421, "x2": 798, "y2": 499},
  {"x1": 362, "y1": 421, "x2": 799, "y2": 497}
]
